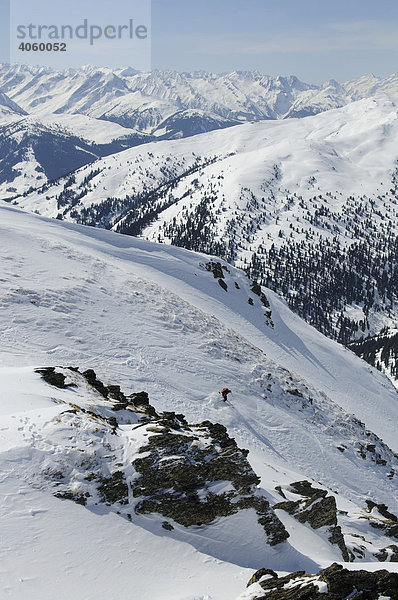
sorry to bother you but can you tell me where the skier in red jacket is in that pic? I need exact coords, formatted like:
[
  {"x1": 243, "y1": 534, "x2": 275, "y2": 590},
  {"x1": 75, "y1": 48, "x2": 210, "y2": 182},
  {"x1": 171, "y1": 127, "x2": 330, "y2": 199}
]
[{"x1": 221, "y1": 387, "x2": 231, "y2": 402}]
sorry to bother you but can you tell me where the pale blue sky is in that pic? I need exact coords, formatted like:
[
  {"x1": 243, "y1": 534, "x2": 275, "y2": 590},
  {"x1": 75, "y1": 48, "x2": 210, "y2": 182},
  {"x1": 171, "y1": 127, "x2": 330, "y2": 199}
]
[{"x1": 1, "y1": 0, "x2": 398, "y2": 83}]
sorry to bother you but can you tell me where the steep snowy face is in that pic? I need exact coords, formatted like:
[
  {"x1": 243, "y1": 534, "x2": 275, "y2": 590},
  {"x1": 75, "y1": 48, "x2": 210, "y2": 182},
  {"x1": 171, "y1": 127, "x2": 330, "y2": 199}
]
[
  {"x1": 1, "y1": 205, "x2": 398, "y2": 599},
  {"x1": 0, "y1": 91, "x2": 27, "y2": 116},
  {"x1": 15, "y1": 96, "x2": 398, "y2": 347},
  {"x1": 0, "y1": 115, "x2": 151, "y2": 199},
  {"x1": 1, "y1": 204, "x2": 398, "y2": 497}
]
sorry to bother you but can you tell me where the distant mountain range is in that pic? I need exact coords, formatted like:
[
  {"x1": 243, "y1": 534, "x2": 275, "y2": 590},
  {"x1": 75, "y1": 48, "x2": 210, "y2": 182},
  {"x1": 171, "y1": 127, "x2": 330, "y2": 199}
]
[
  {"x1": 1, "y1": 64, "x2": 398, "y2": 130},
  {"x1": 1, "y1": 64, "x2": 398, "y2": 195}
]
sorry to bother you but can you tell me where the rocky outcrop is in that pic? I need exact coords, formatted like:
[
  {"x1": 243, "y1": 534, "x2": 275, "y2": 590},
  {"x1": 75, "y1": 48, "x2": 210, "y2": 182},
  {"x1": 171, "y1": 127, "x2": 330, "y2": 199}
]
[
  {"x1": 202, "y1": 261, "x2": 273, "y2": 325},
  {"x1": 132, "y1": 415, "x2": 288, "y2": 544},
  {"x1": 35, "y1": 367, "x2": 68, "y2": 389},
  {"x1": 250, "y1": 281, "x2": 273, "y2": 325},
  {"x1": 36, "y1": 366, "x2": 288, "y2": 546},
  {"x1": 364, "y1": 500, "x2": 398, "y2": 540},
  {"x1": 274, "y1": 481, "x2": 350, "y2": 561},
  {"x1": 245, "y1": 562, "x2": 398, "y2": 599},
  {"x1": 375, "y1": 545, "x2": 398, "y2": 562},
  {"x1": 204, "y1": 260, "x2": 229, "y2": 280}
]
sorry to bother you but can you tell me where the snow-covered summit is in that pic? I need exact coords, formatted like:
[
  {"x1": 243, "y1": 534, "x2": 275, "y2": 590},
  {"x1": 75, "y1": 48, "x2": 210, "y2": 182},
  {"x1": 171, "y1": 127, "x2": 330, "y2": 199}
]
[{"x1": 2, "y1": 64, "x2": 398, "y2": 132}]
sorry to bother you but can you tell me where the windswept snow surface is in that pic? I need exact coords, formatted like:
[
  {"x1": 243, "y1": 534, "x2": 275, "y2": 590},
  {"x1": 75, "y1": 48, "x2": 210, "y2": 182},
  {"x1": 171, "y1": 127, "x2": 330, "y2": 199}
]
[{"x1": 1, "y1": 204, "x2": 398, "y2": 599}]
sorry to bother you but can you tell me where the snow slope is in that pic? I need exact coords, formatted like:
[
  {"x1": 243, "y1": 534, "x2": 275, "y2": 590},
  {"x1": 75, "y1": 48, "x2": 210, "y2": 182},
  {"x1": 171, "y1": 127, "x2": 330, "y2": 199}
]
[
  {"x1": 1, "y1": 203, "x2": 398, "y2": 599},
  {"x1": 0, "y1": 114, "x2": 151, "y2": 200},
  {"x1": 18, "y1": 96, "x2": 398, "y2": 218},
  {"x1": 15, "y1": 95, "x2": 398, "y2": 343},
  {"x1": 0, "y1": 91, "x2": 27, "y2": 117}
]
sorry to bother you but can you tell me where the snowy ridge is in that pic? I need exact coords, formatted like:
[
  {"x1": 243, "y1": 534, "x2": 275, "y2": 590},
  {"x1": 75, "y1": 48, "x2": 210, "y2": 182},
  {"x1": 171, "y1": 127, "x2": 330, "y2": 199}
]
[
  {"x1": 2, "y1": 64, "x2": 398, "y2": 133},
  {"x1": 14, "y1": 95, "x2": 398, "y2": 345},
  {"x1": 0, "y1": 115, "x2": 151, "y2": 199},
  {"x1": 1, "y1": 204, "x2": 398, "y2": 598},
  {"x1": 0, "y1": 90, "x2": 27, "y2": 117},
  {"x1": 0, "y1": 65, "x2": 318, "y2": 123}
]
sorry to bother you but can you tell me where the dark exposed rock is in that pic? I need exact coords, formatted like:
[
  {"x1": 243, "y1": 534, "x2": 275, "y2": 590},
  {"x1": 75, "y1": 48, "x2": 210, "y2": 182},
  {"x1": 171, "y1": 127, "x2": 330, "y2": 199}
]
[
  {"x1": 112, "y1": 402, "x2": 130, "y2": 411},
  {"x1": 162, "y1": 521, "x2": 174, "y2": 531},
  {"x1": 97, "y1": 471, "x2": 129, "y2": 505},
  {"x1": 274, "y1": 481, "x2": 350, "y2": 561},
  {"x1": 366, "y1": 501, "x2": 398, "y2": 522},
  {"x1": 286, "y1": 388, "x2": 304, "y2": 397},
  {"x1": 135, "y1": 490, "x2": 236, "y2": 527},
  {"x1": 249, "y1": 281, "x2": 273, "y2": 324},
  {"x1": 218, "y1": 278, "x2": 228, "y2": 291},
  {"x1": 132, "y1": 420, "x2": 288, "y2": 544},
  {"x1": 81, "y1": 368, "x2": 109, "y2": 398},
  {"x1": 38, "y1": 366, "x2": 125, "y2": 407},
  {"x1": 370, "y1": 520, "x2": 398, "y2": 539},
  {"x1": 375, "y1": 544, "x2": 398, "y2": 562},
  {"x1": 35, "y1": 367, "x2": 67, "y2": 389},
  {"x1": 250, "y1": 281, "x2": 262, "y2": 296},
  {"x1": 247, "y1": 562, "x2": 398, "y2": 599},
  {"x1": 199, "y1": 421, "x2": 239, "y2": 449},
  {"x1": 107, "y1": 385, "x2": 126, "y2": 402},
  {"x1": 204, "y1": 261, "x2": 226, "y2": 279},
  {"x1": 127, "y1": 391, "x2": 158, "y2": 416},
  {"x1": 54, "y1": 491, "x2": 87, "y2": 506},
  {"x1": 127, "y1": 391, "x2": 150, "y2": 405},
  {"x1": 247, "y1": 568, "x2": 278, "y2": 587},
  {"x1": 260, "y1": 293, "x2": 270, "y2": 309},
  {"x1": 159, "y1": 411, "x2": 189, "y2": 430},
  {"x1": 275, "y1": 485, "x2": 287, "y2": 499},
  {"x1": 365, "y1": 501, "x2": 398, "y2": 540}
]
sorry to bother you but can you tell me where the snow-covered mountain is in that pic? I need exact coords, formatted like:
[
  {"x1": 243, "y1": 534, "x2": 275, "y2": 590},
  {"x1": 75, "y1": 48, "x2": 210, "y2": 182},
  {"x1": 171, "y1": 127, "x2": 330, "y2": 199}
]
[
  {"x1": 1, "y1": 203, "x2": 398, "y2": 599},
  {"x1": 0, "y1": 115, "x2": 151, "y2": 199},
  {"x1": 344, "y1": 73, "x2": 398, "y2": 101},
  {"x1": 0, "y1": 90, "x2": 27, "y2": 117},
  {"x1": 152, "y1": 109, "x2": 241, "y2": 139},
  {"x1": 3, "y1": 64, "x2": 398, "y2": 209},
  {"x1": 0, "y1": 64, "x2": 317, "y2": 124},
  {"x1": 2, "y1": 64, "x2": 398, "y2": 135},
  {"x1": 15, "y1": 95, "x2": 398, "y2": 347}
]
